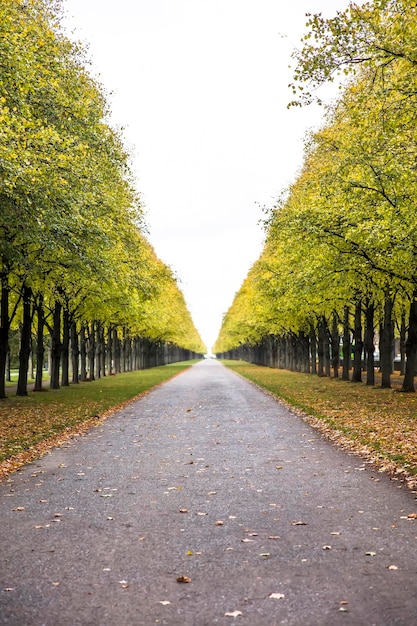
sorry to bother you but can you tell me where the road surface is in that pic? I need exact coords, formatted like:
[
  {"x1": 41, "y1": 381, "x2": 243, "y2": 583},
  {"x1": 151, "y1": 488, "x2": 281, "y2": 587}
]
[{"x1": 1, "y1": 360, "x2": 417, "y2": 625}]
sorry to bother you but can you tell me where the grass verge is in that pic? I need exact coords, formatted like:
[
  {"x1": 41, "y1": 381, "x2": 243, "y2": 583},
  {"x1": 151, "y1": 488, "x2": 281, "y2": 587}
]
[
  {"x1": 222, "y1": 360, "x2": 417, "y2": 487},
  {"x1": 0, "y1": 361, "x2": 198, "y2": 478}
]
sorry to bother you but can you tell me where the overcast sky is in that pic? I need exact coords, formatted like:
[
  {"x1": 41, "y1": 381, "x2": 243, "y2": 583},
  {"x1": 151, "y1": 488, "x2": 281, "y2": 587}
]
[{"x1": 62, "y1": 0, "x2": 349, "y2": 350}]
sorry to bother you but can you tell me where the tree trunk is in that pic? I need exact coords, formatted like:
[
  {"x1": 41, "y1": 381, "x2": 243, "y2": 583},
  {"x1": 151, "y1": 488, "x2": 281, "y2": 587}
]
[
  {"x1": 16, "y1": 285, "x2": 32, "y2": 396},
  {"x1": 331, "y1": 312, "x2": 340, "y2": 378},
  {"x1": 50, "y1": 301, "x2": 62, "y2": 389},
  {"x1": 380, "y1": 292, "x2": 394, "y2": 389},
  {"x1": 364, "y1": 300, "x2": 375, "y2": 386},
  {"x1": 80, "y1": 324, "x2": 87, "y2": 381},
  {"x1": 310, "y1": 326, "x2": 317, "y2": 375},
  {"x1": 87, "y1": 321, "x2": 95, "y2": 381},
  {"x1": 352, "y1": 301, "x2": 363, "y2": 383},
  {"x1": 0, "y1": 273, "x2": 10, "y2": 399},
  {"x1": 61, "y1": 307, "x2": 70, "y2": 386},
  {"x1": 34, "y1": 296, "x2": 45, "y2": 391},
  {"x1": 401, "y1": 295, "x2": 417, "y2": 392},
  {"x1": 342, "y1": 306, "x2": 350, "y2": 380},
  {"x1": 399, "y1": 311, "x2": 406, "y2": 377},
  {"x1": 71, "y1": 320, "x2": 79, "y2": 384}
]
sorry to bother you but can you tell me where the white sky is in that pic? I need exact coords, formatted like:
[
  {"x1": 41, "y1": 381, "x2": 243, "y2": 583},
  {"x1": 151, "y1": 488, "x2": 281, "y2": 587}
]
[{"x1": 62, "y1": 0, "x2": 349, "y2": 350}]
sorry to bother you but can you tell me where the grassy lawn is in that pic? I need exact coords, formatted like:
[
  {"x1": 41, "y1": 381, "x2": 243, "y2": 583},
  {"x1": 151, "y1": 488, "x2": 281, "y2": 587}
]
[
  {"x1": 0, "y1": 361, "x2": 198, "y2": 477},
  {"x1": 222, "y1": 360, "x2": 417, "y2": 484}
]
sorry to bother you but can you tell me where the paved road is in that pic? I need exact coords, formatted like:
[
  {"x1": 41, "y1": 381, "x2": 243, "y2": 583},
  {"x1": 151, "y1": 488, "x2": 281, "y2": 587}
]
[{"x1": 1, "y1": 360, "x2": 417, "y2": 625}]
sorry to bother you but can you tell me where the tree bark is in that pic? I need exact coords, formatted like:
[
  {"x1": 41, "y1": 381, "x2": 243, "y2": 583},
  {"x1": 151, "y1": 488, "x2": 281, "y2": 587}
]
[
  {"x1": 80, "y1": 324, "x2": 87, "y2": 381},
  {"x1": 364, "y1": 300, "x2": 375, "y2": 386},
  {"x1": 0, "y1": 273, "x2": 10, "y2": 399},
  {"x1": 401, "y1": 295, "x2": 417, "y2": 392},
  {"x1": 71, "y1": 320, "x2": 79, "y2": 384},
  {"x1": 331, "y1": 312, "x2": 340, "y2": 378},
  {"x1": 16, "y1": 285, "x2": 32, "y2": 396},
  {"x1": 34, "y1": 296, "x2": 45, "y2": 392},
  {"x1": 342, "y1": 306, "x2": 350, "y2": 380},
  {"x1": 61, "y1": 307, "x2": 70, "y2": 386},
  {"x1": 380, "y1": 292, "x2": 394, "y2": 389},
  {"x1": 50, "y1": 301, "x2": 62, "y2": 389},
  {"x1": 352, "y1": 301, "x2": 363, "y2": 383}
]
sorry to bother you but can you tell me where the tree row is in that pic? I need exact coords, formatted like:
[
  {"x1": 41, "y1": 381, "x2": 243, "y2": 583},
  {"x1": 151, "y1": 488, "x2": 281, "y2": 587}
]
[
  {"x1": 214, "y1": 0, "x2": 417, "y2": 391},
  {"x1": 0, "y1": 0, "x2": 205, "y2": 398}
]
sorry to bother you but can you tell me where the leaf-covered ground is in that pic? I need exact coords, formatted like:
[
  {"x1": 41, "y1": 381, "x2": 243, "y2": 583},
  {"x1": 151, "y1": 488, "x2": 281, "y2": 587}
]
[
  {"x1": 223, "y1": 360, "x2": 417, "y2": 486},
  {"x1": 0, "y1": 363, "x2": 195, "y2": 479}
]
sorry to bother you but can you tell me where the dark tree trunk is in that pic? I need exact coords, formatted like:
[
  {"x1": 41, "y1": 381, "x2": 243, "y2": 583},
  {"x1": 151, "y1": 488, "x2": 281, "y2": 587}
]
[
  {"x1": 352, "y1": 301, "x2": 363, "y2": 383},
  {"x1": 399, "y1": 311, "x2": 406, "y2": 377},
  {"x1": 0, "y1": 273, "x2": 10, "y2": 399},
  {"x1": 331, "y1": 312, "x2": 340, "y2": 378},
  {"x1": 50, "y1": 301, "x2": 62, "y2": 389},
  {"x1": 61, "y1": 307, "x2": 70, "y2": 387},
  {"x1": 364, "y1": 300, "x2": 375, "y2": 386},
  {"x1": 80, "y1": 324, "x2": 87, "y2": 381},
  {"x1": 87, "y1": 322, "x2": 95, "y2": 381},
  {"x1": 71, "y1": 320, "x2": 79, "y2": 384},
  {"x1": 380, "y1": 293, "x2": 394, "y2": 389},
  {"x1": 16, "y1": 285, "x2": 32, "y2": 396},
  {"x1": 34, "y1": 296, "x2": 45, "y2": 391},
  {"x1": 342, "y1": 306, "x2": 350, "y2": 380},
  {"x1": 310, "y1": 326, "x2": 317, "y2": 375},
  {"x1": 401, "y1": 295, "x2": 417, "y2": 392}
]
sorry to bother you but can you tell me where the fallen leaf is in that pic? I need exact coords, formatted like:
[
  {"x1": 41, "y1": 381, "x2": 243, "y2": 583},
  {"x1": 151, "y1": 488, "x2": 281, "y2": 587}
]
[
  {"x1": 241, "y1": 539, "x2": 254, "y2": 543},
  {"x1": 268, "y1": 536, "x2": 281, "y2": 540},
  {"x1": 322, "y1": 545, "x2": 332, "y2": 550},
  {"x1": 196, "y1": 512, "x2": 208, "y2": 516},
  {"x1": 225, "y1": 611, "x2": 243, "y2": 618},
  {"x1": 12, "y1": 507, "x2": 25, "y2": 511},
  {"x1": 259, "y1": 553, "x2": 271, "y2": 558},
  {"x1": 215, "y1": 520, "x2": 224, "y2": 526},
  {"x1": 407, "y1": 513, "x2": 417, "y2": 519},
  {"x1": 208, "y1": 491, "x2": 217, "y2": 495},
  {"x1": 179, "y1": 509, "x2": 188, "y2": 513},
  {"x1": 365, "y1": 551, "x2": 377, "y2": 557},
  {"x1": 186, "y1": 550, "x2": 194, "y2": 556},
  {"x1": 291, "y1": 521, "x2": 307, "y2": 526},
  {"x1": 177, "y1": 575, "x2": 191, "y2": 583},
  {"x1": 269, "y1": 593, "x2": 285, "y2": 600},
  {"x1": 159, "y1": 601, "x2": 171, "y2": 605},
  {"x1": 388, "y1": 565, "x2": 399, "y2": 570},
  {"x1": 276, "y1": 466, "x2": 283, "y2": 470}
]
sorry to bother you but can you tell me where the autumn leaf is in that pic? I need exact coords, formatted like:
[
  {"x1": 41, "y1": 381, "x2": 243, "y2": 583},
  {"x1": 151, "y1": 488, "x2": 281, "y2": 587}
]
[
  {"x1": 177, "y1": 575, "x2": 191, "y2": 583},
  {"x1": 269, "y1": 593, "x2": 285, "y2": 600},
  {"x1": 225, "y1": 611, "x2": 243, "y2": 617}
]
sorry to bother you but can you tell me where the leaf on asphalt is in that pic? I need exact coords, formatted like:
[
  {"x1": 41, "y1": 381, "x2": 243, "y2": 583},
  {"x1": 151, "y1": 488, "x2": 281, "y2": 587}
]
[
  {"x1": 186, "y1": 550, "x2": 194, "y2": 556},
  {"x1": 407, "y1": 513, "x2": 417, "y2": 519},
  {"x1": 322, "y1": 545, "x2": 332, "y2": 550},
  {"x1": 388, "y1": 565, "x2": 399, "y2": 570},
  {"x1": 176, "y1": 575, "x2": 191, "y2": 583},
  {"x1": 225, "y1": 611, "x2": 243, "y2": 617},
  {"x1": 100, "y1": 494, "x2": 112, "y2": 498},
  {"x1": 179, "y1": 509, "x2": 189, "y2": 513},
  {"x1": 241, "y1": 538, "x2": 254, "y2": 543},
  {"x1": 268, "y1": 536, "x2": 281, "y2": 540},
  {"x1": 291, "y1": 521, "x2": 307, "y2": 526},
  {"x1": 259, "y1": 553, "x2": 271, "y2": 558},
  {"x1": 269, "y1": 593, "x2": 285, "y2": 600},
  {"x1": 159, "y1": 600, "x2": 171, "y2": 605},
  {"x1": 12, "y1": 507, "x2": 25, "y2": 511},
  {"x1": 3, "y1": 588, "x2": 15, "y2": 592},
  {"x1": 365, "y1": 551, "x2": 377, "y2": 556},
  {"x1": 208, "y1": 491, "x2": 217, "y2": 495},
  {"x1": 276, "y1": 466, "x2": 283, "y2": 470},
  {"x1": 215, "y1": 520, "x2": 224, "y2": 526},
  {"x1": 196, "y1": 512, "x2": 208, "y2": 516},
  {"x1": 119, "y1": 580, "x2": 129, "y2": 588},
  {"x1": 330, "y1": 532, "x2": 341, "y2": 536}
]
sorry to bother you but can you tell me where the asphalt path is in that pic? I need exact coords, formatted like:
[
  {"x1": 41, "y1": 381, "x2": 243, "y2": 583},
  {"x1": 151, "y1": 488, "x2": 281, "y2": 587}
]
[{"x1": 1, "y1": 360, "x2": 417, "y2": 625}]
